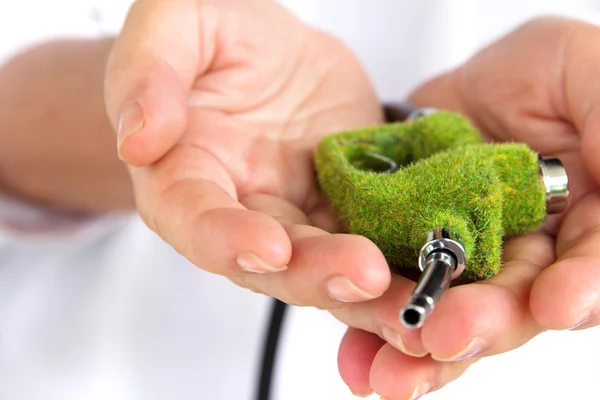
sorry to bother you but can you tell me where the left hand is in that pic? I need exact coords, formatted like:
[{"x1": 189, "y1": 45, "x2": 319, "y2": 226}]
[
  {"x1": 336, "y1": 16, "x2": 600, "y2": 399},
  {"x1": 104, "y1": 0, "x2": 392, "y2": 310}
]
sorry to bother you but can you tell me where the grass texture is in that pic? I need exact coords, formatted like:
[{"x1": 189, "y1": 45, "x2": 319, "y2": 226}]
[{"x1": 314, "y1": 111, "x2": 547, "y2": 281}]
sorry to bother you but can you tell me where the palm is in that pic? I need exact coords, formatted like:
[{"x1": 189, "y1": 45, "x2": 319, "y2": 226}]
[
  {"x1": 453, "y1": 21, "x2": 597, "y2": 221},
  {"x1": 450, "y1": 19, "x2": 600, "y2": 322},
  {"x1": 172, "y1": 19, "x2": 381, "y2": 213}
]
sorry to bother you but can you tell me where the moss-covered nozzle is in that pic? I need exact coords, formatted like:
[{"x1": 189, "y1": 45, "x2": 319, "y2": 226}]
[{"x1": 314, "y1": 109, "x2": 569, "y2": 328}]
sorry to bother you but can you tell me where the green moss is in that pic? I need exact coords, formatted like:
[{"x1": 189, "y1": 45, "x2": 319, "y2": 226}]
[{"x1": 314, "y1": 111, "x2": 547, "y2": 281}]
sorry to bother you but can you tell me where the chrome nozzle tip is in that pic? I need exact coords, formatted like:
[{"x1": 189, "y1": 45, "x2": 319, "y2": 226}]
[{"x1": 400, "y1": 304, "x2": 427, "y2": 329}]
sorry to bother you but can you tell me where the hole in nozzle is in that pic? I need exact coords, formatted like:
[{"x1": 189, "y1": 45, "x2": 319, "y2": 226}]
[{"x1": 401, "y1": 307, "x2": 423, "y2": 328}]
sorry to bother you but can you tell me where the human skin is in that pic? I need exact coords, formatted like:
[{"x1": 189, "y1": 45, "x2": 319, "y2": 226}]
[
  {"x1": 336, "y1": 17, "x2": 600, "y2": 399},
  {"x1": 2, "y1": 2, "x2": 600, "y2": 399}
]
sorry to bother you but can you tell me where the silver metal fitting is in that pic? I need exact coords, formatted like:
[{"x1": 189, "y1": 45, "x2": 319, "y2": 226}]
[
  {"x1": 382, "y1": 103, "x2": 437, "y2": 122},
  {"x1": 363, "y1": 151, "x2": 399, "y2": 174},
  {"x1": 418, "y1": 228, "x2": 465, "y2": 279},
  {"x1": 406, "y1": 107, "x2": 438, "y2": 122},
  {"x1": 538, "y1": 157, "x2": 569, "y2": 214}
]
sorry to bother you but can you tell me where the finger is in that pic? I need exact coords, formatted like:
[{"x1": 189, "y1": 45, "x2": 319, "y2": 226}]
[
  {"x1": 238, "y1": 194, "x2": 391, "y2": 308},
  {"x1": 330, "y1": 278, "x2": 428, "y2": 358},
  {"x1": 530, "y1": 191, "x2": 600, "y2": 329},
  {"x1": 133, "y1": 145, "x2": 292, "y2": 277},
  {"x1": 337, "y1": 327, "x2": 385, "y2": 398},
  {"x1": 104, "y1": 0, "x2": 210, "y2": 165},
  {"x1": 419, "y1": 232, "x2": 552, "y2": 361},
  {"x1": 337, "y1": 329, "x2": 479, "y2": 400},
  {"x1": 329, "y1": 233, "x2": 553, "y2": 361},
  {"x1": 370, "y1": 343, "x2": 478, "y2": 400}
]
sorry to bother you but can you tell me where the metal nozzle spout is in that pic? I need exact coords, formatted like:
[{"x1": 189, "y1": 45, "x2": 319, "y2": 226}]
[
  {"x1": 401, "y1": 229, "x2": 466, "y2": 329},
  {"x1": 400, "y1": 251, "x2": 456, "y2": 329}
]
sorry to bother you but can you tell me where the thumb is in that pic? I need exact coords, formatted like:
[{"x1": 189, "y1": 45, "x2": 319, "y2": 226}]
[{"x1": 104, "y1": 0, "x2": 217, "y2": 166}]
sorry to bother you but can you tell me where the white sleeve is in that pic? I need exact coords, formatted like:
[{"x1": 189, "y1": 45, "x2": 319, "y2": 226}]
[
  {"x1": 0, "y1": 193, "x2": 97, "y2": 235},
  {"x1": 0, "y1": 192, "x2": 138, "y2": 248},
  {"x1": 0, "y1": 192, "x2": 129, "y2": 244}
]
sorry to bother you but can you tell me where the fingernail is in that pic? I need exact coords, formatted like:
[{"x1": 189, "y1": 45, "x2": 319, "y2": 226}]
[
  {"x1": 117, "y1": 102, "x2": 144, "y2": 154},
  {"x1": 432, "y1": 337, "x2": 485, "y2": 362},
  {"x1": 237, "y1": 252, "x2": 287, "y2": 273},
  {"x1": 326, "y1": 275, "x2": 379, "y2": 302},
  {"x1": 350, "y1": 389, "x2": 373, "y2": 398},
  {"x1": 569, "y1": 312, "x2": 597, "y2": 330},
  {"x1": 411, "y1": 382, "x2": 430, "y2": 400},
  {"x1": 569, "y1": 313, "x2": 590, "y2": 330},
  {"x1": 381, "y1": 327, "x2": 427, "y2": 357}
]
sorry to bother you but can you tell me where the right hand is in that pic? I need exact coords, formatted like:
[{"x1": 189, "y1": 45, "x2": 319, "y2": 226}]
[
  {"x1": 104, "y1": 0, "x2": 392, "y2": 307},
  {"x1": 337, "y1": 17, "x2": 600, "y2": 399}
]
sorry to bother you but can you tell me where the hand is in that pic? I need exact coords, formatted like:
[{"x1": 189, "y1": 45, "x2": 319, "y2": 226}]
[
  {"x1": 104, "y1": 0, "x2": 393, "y2": 308},
  {"x1": 335, "y1": 16, "x2": 600, "y2": 399}
]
